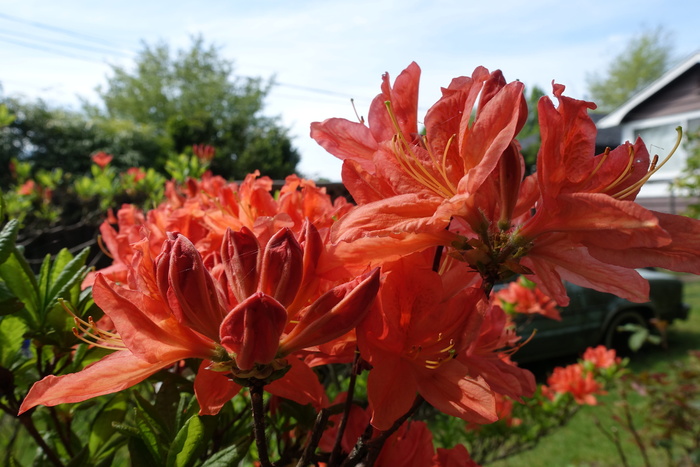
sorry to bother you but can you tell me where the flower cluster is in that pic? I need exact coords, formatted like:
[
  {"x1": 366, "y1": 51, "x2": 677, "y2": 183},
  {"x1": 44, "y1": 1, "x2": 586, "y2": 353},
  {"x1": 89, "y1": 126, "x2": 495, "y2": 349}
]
[
  {"x1": 17, "y1": 62, "x2": 700, "y2": 465},
  {"x1": 542, "y1": 345, "x2": 623, "y2": 406}
]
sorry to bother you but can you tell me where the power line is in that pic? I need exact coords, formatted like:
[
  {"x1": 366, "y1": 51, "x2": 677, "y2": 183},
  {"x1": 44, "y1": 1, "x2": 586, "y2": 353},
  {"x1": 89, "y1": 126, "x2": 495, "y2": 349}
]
[
  {"x1": 0, "y1": 31, "x2": 131, "y2": 59},
  {"x1": 0, "y1": 12, "x2": 126, "y2": 52},
  {"x1": 0, "y1": 35, "x2": 101, "y2": 63}
]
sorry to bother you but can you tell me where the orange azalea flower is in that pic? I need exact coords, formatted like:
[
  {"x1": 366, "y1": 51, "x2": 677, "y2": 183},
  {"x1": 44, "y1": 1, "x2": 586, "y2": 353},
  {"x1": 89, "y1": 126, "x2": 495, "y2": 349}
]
[
  {"x1": 91, "y1": 151, "x2": 113, "y2": 168},
  {"x1": 312, "y1": 63, "x2": 527, "y2": 269},
  {"x1": 358, "y1": 257, "x2": 499, "y2": 431},
  {"x1": 582, "y1": 345, "x2": 620, "y2": 369},
  {"x1": 542, "y1": 363, "x2": 604, "y2": 406},
  {"x1": 433, "y1": 444, "x2": 480, "y2": 467},
  {"x1": 494, "y1": 277, "x2": 561, "y2": 321},
  {"x1": 126, "y1": 167, "x2": 146, "y2": 182},
  {"x1": 17, "y1": 179, "x2": 36, "y2": 196},
  {"x1": 192, "y1": 143, "x2": 216, "y2": 162},
  {"x1": 374, "y1": 421, "x2": 437, "y2": 467},
  {"x1": 314, "y1": 63, "x2": 700, "y2": 307}
]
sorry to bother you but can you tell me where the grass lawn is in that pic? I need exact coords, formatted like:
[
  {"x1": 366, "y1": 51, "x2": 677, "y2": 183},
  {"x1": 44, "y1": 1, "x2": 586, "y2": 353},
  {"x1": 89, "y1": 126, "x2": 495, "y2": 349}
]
[{"x1": 488, "y1": 276, "x2": 700, "y2": 467}]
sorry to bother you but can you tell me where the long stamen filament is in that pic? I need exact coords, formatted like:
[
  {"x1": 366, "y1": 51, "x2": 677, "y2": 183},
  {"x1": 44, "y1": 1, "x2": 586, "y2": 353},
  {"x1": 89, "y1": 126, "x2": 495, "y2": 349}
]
[
  {"x1": 603, "y1": 145, "x2": 636, "y2": 193},
  {"x1": 423, "y1": 134, "x2": 458, "y2": 195},
  {"x1": 60, "y1": 299, "x2": 127, "y2": 351},
  {"x1": 385, "y1": 101, "x2": 456, "y2": 198},
  {"x1": 584, "y1": 147, "x2": 610, "y2": 183},
  {"x1": 614, "y1": 126, "x2": 683, "y2": 199}
]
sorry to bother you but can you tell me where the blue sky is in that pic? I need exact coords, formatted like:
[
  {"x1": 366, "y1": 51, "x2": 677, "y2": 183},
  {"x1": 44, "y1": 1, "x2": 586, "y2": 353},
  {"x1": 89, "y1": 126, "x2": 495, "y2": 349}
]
[{"x1": 2, "y1": 0, "x2": 700, "y2": 181}]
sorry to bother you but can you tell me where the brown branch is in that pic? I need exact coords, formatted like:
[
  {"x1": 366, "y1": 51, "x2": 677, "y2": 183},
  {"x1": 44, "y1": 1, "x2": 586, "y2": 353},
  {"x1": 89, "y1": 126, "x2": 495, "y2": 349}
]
[
  {"x1": 329, "y1": 351, "x2": 361, "y2": 466},
  {"x1": 18, "y1": 412, "x2": 65, "y2": 467},
  {"x1": 296, "y1": 408, "x2": 330, "y2": 467},
  {"x1": 250, "y1": 381, "x2": 273, "y2": 467}
]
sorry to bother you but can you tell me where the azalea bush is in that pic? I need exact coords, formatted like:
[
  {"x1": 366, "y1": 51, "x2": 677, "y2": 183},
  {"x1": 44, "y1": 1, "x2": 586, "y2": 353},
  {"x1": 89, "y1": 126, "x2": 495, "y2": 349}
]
[
  {"x1": 591, "y1": 350, "x2": 700, "y2": 467},
  {"x1": 2, "y1": 62, "x2": 700, "y2": 466},
  {"x1": 429, "y1": 345, "x2": 626, "y2": 465}
]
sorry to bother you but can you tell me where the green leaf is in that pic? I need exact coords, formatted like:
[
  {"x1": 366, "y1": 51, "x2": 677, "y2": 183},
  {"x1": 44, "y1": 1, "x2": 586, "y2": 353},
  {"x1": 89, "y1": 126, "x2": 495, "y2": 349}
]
[
  {"x1": 0, "y1": 219, "x2": 19, "y2": 266},
  {"x1": 628, "y1": 328, "x2": 650, "y2": 352},
  {"x1": 37, "y1": 253, "x2": 52, "y2": 313},
  {"x1": 0, "y1": 281, "x2": 24, "y2": 316},
  {"x1": 0, "y1": 192, "x2": 6, "y2": 222},
  {"x1": 0, "y1": 250, "x2": 40, "y2": 327},
  {"x1": 200, "y1": 442, "x2": 250, "y2": 467},
  {"x1": 132, "y1": 406, "x2": 164, "y2": 463},
  {"x1": 0, "y1": 315, "x2": 28, "y2": 367},
  {"x1": 166, "y1": 415, "x2": 209, "y2": 467},
  {"x1": 47, "y1": 248, "x2": 89, "y2": 304},
  {"x1": 128, "y1": 436, "x2": 160, "y2": 467},
  {"x1": 89, "y1": 393, "x2": 128, "y2": 458}
]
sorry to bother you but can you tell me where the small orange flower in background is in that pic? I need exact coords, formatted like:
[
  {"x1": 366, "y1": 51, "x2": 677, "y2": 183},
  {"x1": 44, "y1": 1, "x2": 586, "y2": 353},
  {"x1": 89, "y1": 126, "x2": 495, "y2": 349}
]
[
  {"x1": 494, "y1": 277, "x2": 561, "y2": 321},
  {"x1": 17, "y1": 179, "x2": 36, "y2": 196},
  {"x1": 582, "y1": 345, "x2": 621, "y2": 369},
  {"x1": 192, "y1": 143, "x2": 216, "y2": 162},
  {"x1": 91, "y1": 151, "x2": 113, "y2": 168},
  {"x1": 126, "y1": 167, "x2": 146, "y2": 182},
  {"x1": 542, "y1": 363, "x2": 605, "y2": 406}
]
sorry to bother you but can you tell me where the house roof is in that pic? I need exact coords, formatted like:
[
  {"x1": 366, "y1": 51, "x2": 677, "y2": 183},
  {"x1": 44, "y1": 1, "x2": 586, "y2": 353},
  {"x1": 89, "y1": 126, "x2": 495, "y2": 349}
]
[{"x1": 596, "y1": 51, "x2": 700, "y2": 129}]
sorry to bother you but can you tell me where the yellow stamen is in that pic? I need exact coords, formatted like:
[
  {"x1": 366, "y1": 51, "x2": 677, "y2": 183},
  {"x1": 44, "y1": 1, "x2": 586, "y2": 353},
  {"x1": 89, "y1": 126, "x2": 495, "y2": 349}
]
[
  {"x1": 584, "y1": 147, "x2": 610, "y2": 183},
  {"x1": 385, "y1": 101, "x2": 457, "y2": 199},
  {"x1": 614, "y1": 127, "x2": 683, "y2": 199},
  {"x1": 60, "y1": 299, "x2": 127, "y2": 351},
  {"x1": 424, "y1": 339, "x2": 456, "y2": 370},
  {"x1": 602, "y1": 145, "x2": 636, "y2": 193}
]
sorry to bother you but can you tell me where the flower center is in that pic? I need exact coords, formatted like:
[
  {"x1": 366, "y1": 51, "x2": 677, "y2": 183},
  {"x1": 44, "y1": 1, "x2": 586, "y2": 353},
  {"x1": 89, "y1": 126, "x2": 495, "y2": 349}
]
[{"x1": 385, "y1": 101, "x2": 458, "y2": 199}]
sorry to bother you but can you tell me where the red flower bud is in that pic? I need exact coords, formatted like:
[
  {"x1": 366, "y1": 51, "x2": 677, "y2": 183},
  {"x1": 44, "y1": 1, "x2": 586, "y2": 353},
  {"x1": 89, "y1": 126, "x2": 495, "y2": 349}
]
[
  {"x1": 219, "y1": 292, "x2": 287, "y2": 371},
  {"x1": 156, "y1": 233, "x2": 227, "y2": 340},
  {"x1": 221, "y1": 227, "x2": 261, "y2": 305},
  {"x1": 258, "y1": 228, "x2": 303, "y2": 307},
  {"x1": 91, "y1": 151, "x2": 113, "y2": 168},
  {"x1": 279, "y1": 268, "x2": 380, "y2": 355}
]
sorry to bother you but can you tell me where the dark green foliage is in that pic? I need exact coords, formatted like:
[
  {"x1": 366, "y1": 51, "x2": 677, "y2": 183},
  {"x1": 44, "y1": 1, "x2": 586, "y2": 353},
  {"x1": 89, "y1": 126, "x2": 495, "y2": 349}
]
[{"x1": 94, "y1": 35, "x2": 300, "y2": 180}]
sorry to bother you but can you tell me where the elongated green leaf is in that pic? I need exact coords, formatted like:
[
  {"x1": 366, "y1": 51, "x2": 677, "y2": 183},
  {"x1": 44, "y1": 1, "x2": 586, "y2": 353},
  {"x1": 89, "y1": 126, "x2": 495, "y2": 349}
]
[
  {"x1": 38, "y1": 253, "x2": 52, "y2": 313},
  {"x1": 128, "y1": 436, "x2": 159, "y2": 467},
  {"x1": 47, "y1": 248, "x2": 89, "y2": 305},
  {"x1": 0, "y1": 315, "x2": 28, "y2": 367},
  {"x1": 0, "y1": 250, "x2": 39, "y2": 326},
  {"x1": 132, "y1": 406, "x2": 163, "y2": 464},
  {"x1": 0, "y1": 281, "x2": 24, "y2": 316},
  {"x1": 166, "y1": 415, "x2": 208, "y2": 467},
  {"x1": 89, "y1": 393, "x2": 128, "y2": 458},
  {"x1": 200, "y1": 441, "x2": 250, "y2": 467},
  {"x1": 0, "y1": 219, "x2": 19, "y2": 266},
  {"x1": 0, "y1": 193, "x2": 6, "y2": 223}
]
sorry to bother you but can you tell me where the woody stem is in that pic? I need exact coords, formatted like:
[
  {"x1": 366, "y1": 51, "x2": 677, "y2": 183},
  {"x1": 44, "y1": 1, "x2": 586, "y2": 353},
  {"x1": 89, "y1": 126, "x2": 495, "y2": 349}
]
[
  {"x1": 329, "y1": 350, "x2": 361, "y2": 465},
  {"x1": 250, "y1": 380, "x2": 272, "y2": 467}
]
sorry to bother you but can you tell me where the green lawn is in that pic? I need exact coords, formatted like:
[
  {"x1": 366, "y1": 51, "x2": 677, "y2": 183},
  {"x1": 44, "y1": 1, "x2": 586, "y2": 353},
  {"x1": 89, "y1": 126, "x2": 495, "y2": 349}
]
[{"x1": 488, "y1": 276, "x2": 700, "y2": 467}]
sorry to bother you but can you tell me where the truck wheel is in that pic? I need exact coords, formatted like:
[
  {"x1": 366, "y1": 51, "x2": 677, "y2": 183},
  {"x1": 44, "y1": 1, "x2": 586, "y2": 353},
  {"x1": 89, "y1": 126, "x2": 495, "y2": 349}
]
[{"x1": 603, "y1": 310, "x2": 648, "y2": 355}]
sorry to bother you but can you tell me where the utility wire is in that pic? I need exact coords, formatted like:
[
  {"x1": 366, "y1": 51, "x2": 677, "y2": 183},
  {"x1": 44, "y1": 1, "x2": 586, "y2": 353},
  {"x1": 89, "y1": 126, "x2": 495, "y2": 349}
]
[
  {"x1": 0, "y1": 12, "x2": 126, "y2": 51},
  {"x1": 0, "y1": 35, "x2": 100, "y2": 63}
]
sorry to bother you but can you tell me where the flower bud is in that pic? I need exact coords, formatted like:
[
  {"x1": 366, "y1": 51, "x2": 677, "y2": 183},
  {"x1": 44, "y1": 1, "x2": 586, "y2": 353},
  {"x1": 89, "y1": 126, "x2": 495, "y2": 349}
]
[
  {"x1": 219, "y1": 292, "x2": 287, "y2": 371},
  {"x1": 156, "y1": 233, "x2": 226, "y2": 340}
]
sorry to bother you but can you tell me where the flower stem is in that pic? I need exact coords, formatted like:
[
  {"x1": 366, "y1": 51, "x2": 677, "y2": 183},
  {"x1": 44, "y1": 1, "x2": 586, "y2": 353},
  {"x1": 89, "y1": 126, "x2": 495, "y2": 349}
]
[
  {"x1": 297, "y1": 408, "x2": 330, "y2": 467},
  {"x1": 329, "y1": 350, "x2": 361, "y2": 465},
  {"x1": 342, "y1": 395, "x2": 424, "y2": 467},
  {"x1": 250, "y1": 381, "x2": 272, "y2": 467}
]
